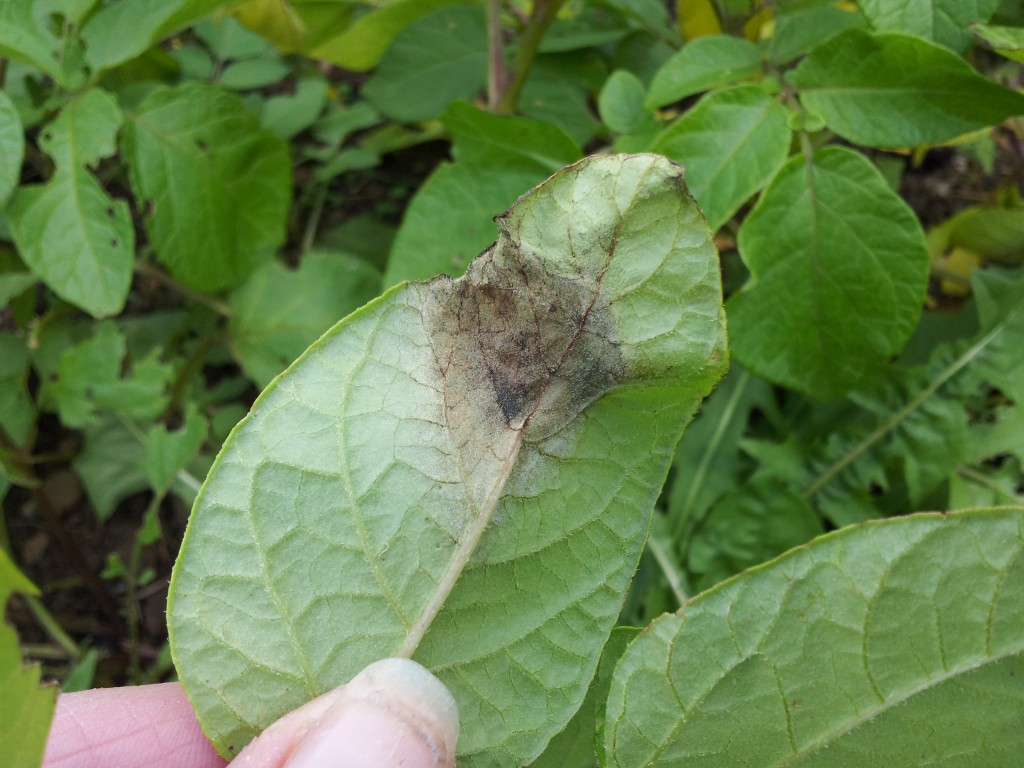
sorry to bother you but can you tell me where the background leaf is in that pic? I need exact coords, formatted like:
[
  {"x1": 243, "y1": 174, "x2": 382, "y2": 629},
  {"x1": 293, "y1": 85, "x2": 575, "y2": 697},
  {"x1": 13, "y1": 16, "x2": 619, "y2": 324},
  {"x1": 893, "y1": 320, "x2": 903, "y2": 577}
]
[
  {"x1": 0, "y1": 90, "x2": 23, "y2": 206},
  {"x1": 0, "y1": 332, "x2": 34, "y2": 447},
  {"x1": 598, "y1": 70, "x2": 651, "y2": 135},
  {"x1": 729, "y1": 146, "x2": 929, "y2": 399},
  {"x1": 362, "y1": 6, "x2": 487, "y2": 122},
  {"x1": 971, "y1": 22, "x2": 1024, "y2": 61},
  {"x1": 81, "y1": 0, "x2": 236, "y2": 73},
  {"x1": 650, "y1": 84, "x2": 791, "y2": 231},
  {"x1": 442, "y1": 100, "x2": 581, "y2": 173},
  {"x1": 606, "y1": 508, "x2": 1024, "y2": 767},
  {"x1": 0, "y1": 551, "x2": 56, "y2": 768},
  {"x1": 72, "y1": 415, "x2": 149, "y2": 523},
  {"x1": 665, "y1": 366, "x2": 773, "y2": 539},
  {"x1": 383, "y1": 106, "x2": 581, "y2": 285},
  {"x1": 168, "y1": 154, "x2": 728, "y2": 765},
  {"x1": 764, "y1": 0, "x2": 866, "y2": 63},
  {"x1": 140, "y1": 406, "x2": 207, "y2": 496},
  {"x1": 645, "y1": 35, "x2": 762, "y2": 107},
  {"x1": 686, "y1": 476, "x2": 823, "y2": 591},
  {"x1": 858, "y1": 0, "x2": 999, "y2": 52},
  {"x1": 229, "y1": 251, "x2": 383, "y2": 387},
  {"x1": 123, "y1": 83, "x2": 292, "y2": 291},
  {"x1": 40, "y1": 321, "x2": 171, "y2": 429},
  {"x1": 792, "y1": 29, "x2": 1024, "y2": 148},
  {"x1": 0, "y1": 0, "x2": 66, "y2": 83},
  {"x1": 8, "y1": 88, "x2": 134, "y2": 318},
  {"x1": 310, "y1": 0, "x2": 467, "y2": 70}
]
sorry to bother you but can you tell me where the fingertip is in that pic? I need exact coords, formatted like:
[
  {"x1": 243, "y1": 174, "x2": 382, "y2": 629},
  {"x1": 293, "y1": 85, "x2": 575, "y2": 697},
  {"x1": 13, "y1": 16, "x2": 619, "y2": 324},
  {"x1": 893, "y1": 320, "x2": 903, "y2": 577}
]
[{"x1": 285, "y1": 659, "x2": 459, "y2": 768}]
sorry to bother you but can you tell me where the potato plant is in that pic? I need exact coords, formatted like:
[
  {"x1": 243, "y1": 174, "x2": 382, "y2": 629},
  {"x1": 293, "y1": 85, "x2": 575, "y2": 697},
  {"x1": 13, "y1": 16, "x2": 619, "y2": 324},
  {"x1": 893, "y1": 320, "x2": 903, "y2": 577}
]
[{"x1": 1, "y1": 1, "x2": 1023, "y2": 766}]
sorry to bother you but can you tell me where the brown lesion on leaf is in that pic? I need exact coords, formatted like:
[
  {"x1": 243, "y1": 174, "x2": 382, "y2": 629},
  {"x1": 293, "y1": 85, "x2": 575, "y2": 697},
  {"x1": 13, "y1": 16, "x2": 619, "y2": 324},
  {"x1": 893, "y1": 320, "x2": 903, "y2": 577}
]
[{"x1": 424, "y1": 233, "x2": 626, "y2": 454}]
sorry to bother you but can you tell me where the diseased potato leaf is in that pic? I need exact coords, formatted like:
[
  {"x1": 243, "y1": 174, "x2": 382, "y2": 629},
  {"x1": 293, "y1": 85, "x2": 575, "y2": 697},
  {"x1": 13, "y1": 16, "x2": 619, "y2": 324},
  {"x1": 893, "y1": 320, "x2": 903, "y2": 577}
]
[{"x1": 168, "y1": 154, "x2": 728, "y2": 765}]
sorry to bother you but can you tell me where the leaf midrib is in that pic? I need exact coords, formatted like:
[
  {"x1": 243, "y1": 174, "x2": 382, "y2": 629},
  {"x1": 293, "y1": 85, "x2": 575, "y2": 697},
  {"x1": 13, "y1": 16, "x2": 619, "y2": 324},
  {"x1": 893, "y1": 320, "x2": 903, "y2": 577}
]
[
  {"x1": 396, "y1": 173, "x2": 638, "y2": 657},
  {"x1": 772, "y1": 645, "x2": 1024, "y2": 766}
]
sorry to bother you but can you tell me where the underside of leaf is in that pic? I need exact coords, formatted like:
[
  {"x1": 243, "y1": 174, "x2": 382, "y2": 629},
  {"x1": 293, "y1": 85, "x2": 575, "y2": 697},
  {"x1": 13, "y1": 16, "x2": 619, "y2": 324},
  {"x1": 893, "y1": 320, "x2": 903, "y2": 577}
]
[
  {"x1": 606, "y1": 508, "x2": 1024, "y2": 768},
  {"x1": 168, "y1": 153, "x2": 727, "y2": 765}
]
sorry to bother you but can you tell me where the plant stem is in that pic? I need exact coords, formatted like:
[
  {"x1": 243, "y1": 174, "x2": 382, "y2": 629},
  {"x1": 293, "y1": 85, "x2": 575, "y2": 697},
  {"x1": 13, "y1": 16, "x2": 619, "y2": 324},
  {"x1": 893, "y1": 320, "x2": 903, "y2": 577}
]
[
  {"x1": 647, "y1": 535, "x2": 688, "y2": 607},
  {"x1": 495, "y1": 0, "x2": 567, "y2": 114},
  {"x1": 673, "y1": 369, "x2": 751, "y2": 541},
  {"x1": 300, "y1": 183, "x2": 328, "y2": 254},
  {"x1": 803, "y1": 303, "x2": 1024, "y2": 499},
  {"x1": 486, "y1": 0, "x2": 506, "y2": 110},
  {"x1": 24, "y1": 594, "x2": 82, "y2": 661},
  {"x1": 956, "y1": 466, "x2": 1020, "y2": 503},
  {"x1": 134, "y1": 261, "x2": 231, "y2": 317}
]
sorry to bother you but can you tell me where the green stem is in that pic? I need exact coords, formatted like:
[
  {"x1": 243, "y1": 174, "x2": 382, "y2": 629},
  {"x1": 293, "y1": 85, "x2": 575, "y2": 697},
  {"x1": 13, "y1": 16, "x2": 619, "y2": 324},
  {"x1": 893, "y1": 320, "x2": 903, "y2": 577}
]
[
  {"x1": 803, "y1": 306, "x2": 1024, "y2": 499},
  {"x1": 495, "y1": 0, "x2": 567, "y2": 114},
  {"x1": 300, "y1": 183, "x2": 329, "y2": 254},
  {"x1": 647, "y1": 535, "x2": 688, "y2": 607},
  {"x1": 956, "y1": 466, "x2": 1021, "y2": 503},
  {"x1": 486, "y1": 0, "x2": 505, "y2": 110},
  {"x1": 673, "y1": 369, "x2": 751, "y2": 541},
  {"x1": 134, "y1": 261, "x2": 231, "y2": 317},
  {"x1": 24, "y1": 595, "x2": 82, "y2": 661}
]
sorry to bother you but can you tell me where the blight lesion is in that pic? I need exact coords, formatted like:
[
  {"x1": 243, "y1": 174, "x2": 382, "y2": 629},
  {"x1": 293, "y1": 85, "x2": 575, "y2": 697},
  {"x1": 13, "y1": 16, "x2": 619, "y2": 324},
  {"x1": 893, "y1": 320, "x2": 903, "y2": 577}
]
[{"x1": 424, "y1": 234, "x2": 626, "y2": 458}]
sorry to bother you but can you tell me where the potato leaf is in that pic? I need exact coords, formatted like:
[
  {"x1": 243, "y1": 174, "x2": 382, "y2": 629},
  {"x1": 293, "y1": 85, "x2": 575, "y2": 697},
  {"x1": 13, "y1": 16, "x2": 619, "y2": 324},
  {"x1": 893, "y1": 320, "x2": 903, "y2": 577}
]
[
  {"x1": 0, "y1": 551, "x2": 56, "y2": 768},
  {"x1": 123, "y1": 83, "x2": 291, "y2": 291},
  {"x1": 606, "y1": 507, "x2": 1024, "y2": 767},
  {"x1": 168, "y1": 154, "x2": 728, "y2": 765},
  {"x1": 793, "y1": 29, "x2": 1024, "y2": 148},
  {"x1": 8, "y1": 88, "x2": 134, "y2": 318},
  {"x1": 730, "y1": 146, "x2": 928, "y2": 399}
]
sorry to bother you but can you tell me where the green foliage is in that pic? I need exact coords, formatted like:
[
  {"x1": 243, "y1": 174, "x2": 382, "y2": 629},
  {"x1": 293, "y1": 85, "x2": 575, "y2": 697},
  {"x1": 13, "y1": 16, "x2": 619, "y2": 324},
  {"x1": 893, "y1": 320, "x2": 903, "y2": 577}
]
[
  {"x1": 1, "y1": 1, "x2": 1023, "y2": 766},
  {"x1": 730, "y1": 146, "x2": 928, "y2": 398},
  {"x1": 123, "y1": 83, "x2": 292, "y2": 291},
  {"x1": 8, "y1": 89, "x2": 133, "y2": 317},
  {"x1": 792, "y1": 29, "x2": 1024, "y2": 148},
  {"x1": 0, "y1": 551, "x2": 56, "y2": 768},
  {"x1": 607, "y1": 508, "x2": 1024, "y2": 767},
  {"x1": 650, "y1": 84, "x2": 791, "y2": 230},
  {"x1": 362, "y1": 6, "x2": 488, "y2": 122}
]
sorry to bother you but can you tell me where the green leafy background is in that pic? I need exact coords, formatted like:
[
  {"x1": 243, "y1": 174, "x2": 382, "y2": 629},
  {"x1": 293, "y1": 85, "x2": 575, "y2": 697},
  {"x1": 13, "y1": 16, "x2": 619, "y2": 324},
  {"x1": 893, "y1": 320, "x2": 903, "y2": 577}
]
[{"x1": 1, "y1": 0, "x2": 1023, "y2": 766}]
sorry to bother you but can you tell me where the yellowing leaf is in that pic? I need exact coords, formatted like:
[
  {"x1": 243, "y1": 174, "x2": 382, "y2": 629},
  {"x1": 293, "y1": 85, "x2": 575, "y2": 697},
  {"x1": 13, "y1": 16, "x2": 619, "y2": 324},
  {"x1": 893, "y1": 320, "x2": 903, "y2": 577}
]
[
  {"x1": 677, "y1": 0, "x2": 720, "y2": 40},
  {"x1": 937, "y1": 246, "x2": 982, "y2": 297}
]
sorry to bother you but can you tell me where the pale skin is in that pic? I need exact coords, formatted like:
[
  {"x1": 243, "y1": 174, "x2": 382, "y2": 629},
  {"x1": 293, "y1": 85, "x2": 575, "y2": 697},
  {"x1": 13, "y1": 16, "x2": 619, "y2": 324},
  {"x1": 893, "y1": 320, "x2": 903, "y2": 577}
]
[{"x1": 42, "y1": 659, "x2": 460, "y2": 768}]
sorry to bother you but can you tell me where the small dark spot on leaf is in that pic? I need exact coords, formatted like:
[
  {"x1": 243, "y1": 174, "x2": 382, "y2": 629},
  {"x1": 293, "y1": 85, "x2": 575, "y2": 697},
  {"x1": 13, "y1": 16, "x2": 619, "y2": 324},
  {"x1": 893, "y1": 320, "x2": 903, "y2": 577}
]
[
  {"x1": 110, "y1": 238, "x2": 119, "y2": 248},
  {"x1": 196, "y1": 139, "x2": 210, "y2": 153},
  {"x1": 106, "y1": 206, "x2": 115, "y2": 218}
]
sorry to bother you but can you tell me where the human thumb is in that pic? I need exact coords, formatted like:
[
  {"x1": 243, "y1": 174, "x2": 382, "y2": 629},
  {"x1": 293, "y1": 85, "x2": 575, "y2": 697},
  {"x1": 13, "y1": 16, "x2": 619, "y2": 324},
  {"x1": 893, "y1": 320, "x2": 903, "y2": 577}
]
[{"x1": 234, "y1": 658, "x2": 459, "y2": 768}]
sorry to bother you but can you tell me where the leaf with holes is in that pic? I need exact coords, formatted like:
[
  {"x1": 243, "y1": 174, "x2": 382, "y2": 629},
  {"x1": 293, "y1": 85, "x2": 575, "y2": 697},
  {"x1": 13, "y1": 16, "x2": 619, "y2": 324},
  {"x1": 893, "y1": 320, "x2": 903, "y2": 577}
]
[
  {"x1": 7, "y1": 88, "x2": 134, "y2": 318},
  {"x1": 168, "y1": 154, "x2": 728, "y2": 765}
]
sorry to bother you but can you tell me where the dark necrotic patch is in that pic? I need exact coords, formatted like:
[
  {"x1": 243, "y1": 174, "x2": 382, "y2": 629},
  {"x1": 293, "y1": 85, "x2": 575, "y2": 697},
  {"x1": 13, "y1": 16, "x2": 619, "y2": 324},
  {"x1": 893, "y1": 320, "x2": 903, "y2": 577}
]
[{"x1": 425, "y1": 242, "x2": 625, "y2": 438}]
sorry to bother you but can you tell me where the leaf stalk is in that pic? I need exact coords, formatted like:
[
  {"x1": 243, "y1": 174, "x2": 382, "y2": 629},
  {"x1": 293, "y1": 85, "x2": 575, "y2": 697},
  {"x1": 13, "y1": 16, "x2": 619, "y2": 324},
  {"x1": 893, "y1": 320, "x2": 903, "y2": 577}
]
[{"x1": 495, "y1": 0, "x2": 567, "y2": 114}]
